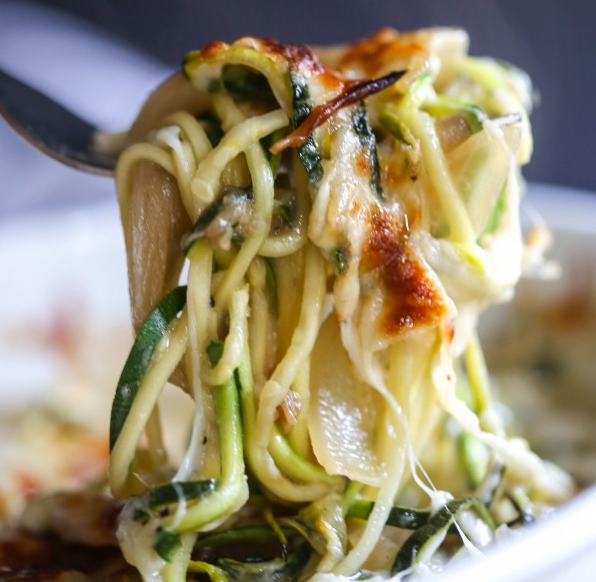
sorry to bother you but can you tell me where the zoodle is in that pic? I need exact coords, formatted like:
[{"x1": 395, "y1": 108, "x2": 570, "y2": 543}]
[{"x1": 110, "y1": 28, "x2": 573, "y2": 582}]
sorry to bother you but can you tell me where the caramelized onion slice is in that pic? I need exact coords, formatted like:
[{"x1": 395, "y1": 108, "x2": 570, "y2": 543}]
[
  {"x1": 126, "y1": 160, "x2": 191, "y2": 331},
  {"x1": 271, "y1": 70, "x2": 406, "y2": 154},
  {"x1": 308, "y1": 315, "x2": 383, "y2": 486}
]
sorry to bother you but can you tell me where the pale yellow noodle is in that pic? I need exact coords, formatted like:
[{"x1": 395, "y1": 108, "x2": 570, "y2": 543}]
[
  {"x1": 247, "y1": 259, "x2": 273, "y2": 385},
  {"x1": 190, "y1": 109, "x2": 288, "y2": 206},
  {"x1": 177, "y1": 242, "x2": 218, "y2": 481},
  {"x1": 255, "y1": 243, "x2": 326, "y2": 449},
  {"x1": 201, "y1": 287, "x2": 249, "y2": 386},
  {"x1": 212, "y1": 142, "x2": 275, "y2": 313}
]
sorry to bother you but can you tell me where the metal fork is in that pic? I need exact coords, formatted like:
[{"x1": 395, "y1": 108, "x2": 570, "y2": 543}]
[{"x1": 0, "y1": 67, "x2": 116, "y2": 175}]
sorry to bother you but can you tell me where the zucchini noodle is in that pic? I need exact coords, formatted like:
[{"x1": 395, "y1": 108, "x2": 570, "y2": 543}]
[{"x1": 109, "y1": 28, "x2": 575, "y2": 582}]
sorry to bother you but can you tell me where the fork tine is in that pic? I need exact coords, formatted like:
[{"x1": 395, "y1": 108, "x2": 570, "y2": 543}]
[{"x1": 0, "y1": 68, "x2": 115, "y2": 175}]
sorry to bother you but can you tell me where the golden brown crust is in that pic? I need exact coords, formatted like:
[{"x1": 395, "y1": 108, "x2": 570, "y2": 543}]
[
  {"x1": 335, "y1": 28, "x2": 429, "y2": 77},
  {"x1": 363, "y1": 211, "x2": 449, "y2": 336}
]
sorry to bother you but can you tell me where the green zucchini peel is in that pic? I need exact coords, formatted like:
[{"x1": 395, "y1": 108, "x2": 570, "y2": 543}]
[{"x1": 109, "y1": 286, "x2": 188, "y2": 451}]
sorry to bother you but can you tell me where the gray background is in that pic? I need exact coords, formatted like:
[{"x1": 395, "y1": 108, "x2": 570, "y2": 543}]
[{"x1": 1, "y1": 0, "x2": 595, "y2": 209}]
